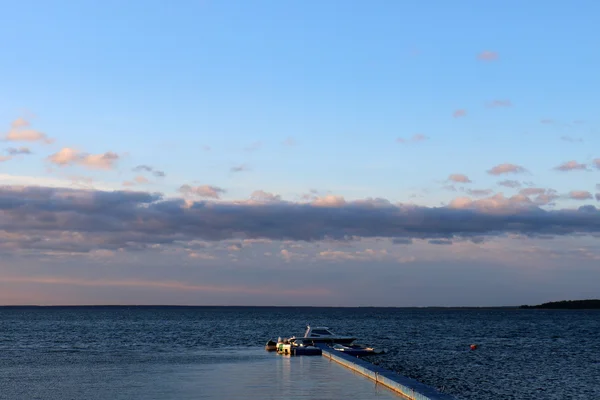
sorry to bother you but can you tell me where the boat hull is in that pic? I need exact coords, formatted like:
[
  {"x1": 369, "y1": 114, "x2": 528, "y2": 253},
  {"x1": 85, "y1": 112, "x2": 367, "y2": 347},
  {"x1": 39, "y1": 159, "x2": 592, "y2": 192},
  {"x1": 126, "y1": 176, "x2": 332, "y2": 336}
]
[{"x1": 303, "y1": 337, "x2": 356, "y2": 345}]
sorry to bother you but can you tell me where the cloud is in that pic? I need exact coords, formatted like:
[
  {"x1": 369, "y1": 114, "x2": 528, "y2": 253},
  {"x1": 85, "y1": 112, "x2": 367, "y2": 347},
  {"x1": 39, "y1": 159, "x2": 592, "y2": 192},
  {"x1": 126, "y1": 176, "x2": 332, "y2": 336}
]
[
  {"x1": 594, "y1": 159, "x2": 600, "y2": 170},
  {"x1": 453, "y1": 109, "x2": 467, "y2": 118},
  {"x1": 428, "y1": 239, "x2": 453, "y2": 245},
  {"x1": 133, "y1": 165, "x2": 165, "y2": 178},
  {"x1": 231, "y1": 164, "x2": 250, "y2": 173},
  {"x1": 518, "y1": 188, "x2": 559, "y2": 205},
  {"x1": 48, "y1": 148, "x2": 120, "y2": 170},
  {"x1": 465, "y1": 189, "x2": 493, "y2": 197},
  {"x1": 311, "y1": 195, "x2": 346, "y2": 207},
  {"x1": 11, "y1": 118, "x2": 29, "y2": 129},
  {"x1": 250, "y1": 190, "x2": 282, "y2": 203},
  {"x1": 487, "y1": 163, "x2": 527, "y2": 175},
  {"x1": 1, "y1": 186, "x2": 600, "y2": 255},
  {"x1": 179, "y1": 184, "x2": 225, "y2": 199},
  {"x1": 569, "y1": 191, "x2": 593, "y2": 200},
  {"x1": 519, "y1": 188, "x2": 546, "y2": 196},
  {"x1": 0, "y1": 276, "x2": 323, "y2": 297},
  {"x1": 442, "y1": 184, "x2": 457, "y2": 192},
  {"x1": 560, "y1": 136, "x2": 583, "y2": 143},
  {"x1": 540, "y1": 119, "x2": 555, "y2": 124},
  {"x1": 477, "y1": 51, "x2": 498, "y2": 61},
  {"x1": 4, "y1": 118, "x2": 54, "y2": 144},
  {"x1": 317, "y1": 248, "x2": 389, "y2": 262},
  {"x1": 244, "y1": 141, "x2": 262, "y2": 152},
  {"x1": 597, "y1": 184, "x2": 600, "y2": 191},
  {"x1": 554, "y1": 160, "x2": 588, "y2": 172},
  {"x1": 596, "y1": 193, "x2": 600, "y2": 201},
  {"x1": 6, "y1": 147, "x2": 32, "y2": 155},
  {"x1": 391, "y1": 238, "x2": 413, "y2": 245},
  {"x1": 487, "y1": 100, "x2": 512, "y2": 108},
  {"x1": 396, "y1": 134, "x2": 429, "y2": 144},
  {"x1": 448, "y1": 174, "x2": 471, "y2": 183},
  {"x1": 0, "y1": 156, "x2": 11, "y2": 163},
  {"x1": 134, "y1": 175, "x2": 149, "y2": 184},
  {"x1": 283, "y1": 137, "x2": 296, "y2": 146},
  {"x1": 498, "y1": 180, "x2": 521, "y2": 188}
]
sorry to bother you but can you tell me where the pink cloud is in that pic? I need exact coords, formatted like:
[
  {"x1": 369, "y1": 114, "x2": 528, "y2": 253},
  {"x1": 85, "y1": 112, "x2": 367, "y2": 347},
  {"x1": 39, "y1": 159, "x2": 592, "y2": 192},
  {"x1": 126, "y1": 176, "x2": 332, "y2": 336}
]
[
  {"x1": 179, "y1": 184, "x2": 226, "y2": 199},
  {"x1": 477, "y1": 51, "x2": 499, "y2": 61},
  {"x1": 487, "y1": 163, "x2": 527, "y2": 175},
  {"x1": 453, "y1": 109, "x2": 467, "y2": 118},
  {"x1": 568, "y1": 191, "x2": 593, "y2": 200},
  {"x1": 448, "y1": 193, "x2": 533, "y2": 212},
  {"x1": 448, "y1": 174, "x2": 471, "y2": 183},
  {"x1": 312, "y1": 195, "x2": 346, "y2": 207},
  {"x1": 4, "y1": 118, "x2": 54, "y2": 144},
  {"x1": 594, "y1": 159, "x2": 600, "y2": 169},
  {"x1": 554, "y1": 160, "x2": 588, "y2": 172},
  {"x1": 134, "y1": 175, "x2": 149, "y2": 184},
  {"x1": 48, "y1": 148, "x2": 120, "y2": 170}
]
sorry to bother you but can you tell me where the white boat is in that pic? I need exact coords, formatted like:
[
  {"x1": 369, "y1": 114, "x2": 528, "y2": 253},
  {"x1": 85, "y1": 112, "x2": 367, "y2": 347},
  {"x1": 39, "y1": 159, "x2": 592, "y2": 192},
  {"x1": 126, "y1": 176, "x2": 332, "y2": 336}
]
[{"x1": 299, "y1": 325, "x2": 356, "y2": 345}]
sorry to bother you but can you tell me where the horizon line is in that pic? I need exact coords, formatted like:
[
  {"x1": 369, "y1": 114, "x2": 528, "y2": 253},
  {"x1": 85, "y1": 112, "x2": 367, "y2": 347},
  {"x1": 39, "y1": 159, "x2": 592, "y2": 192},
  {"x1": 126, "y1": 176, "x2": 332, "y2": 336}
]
[{"x1": 0, "y1": 304, "x2": 527, "y2": 308}]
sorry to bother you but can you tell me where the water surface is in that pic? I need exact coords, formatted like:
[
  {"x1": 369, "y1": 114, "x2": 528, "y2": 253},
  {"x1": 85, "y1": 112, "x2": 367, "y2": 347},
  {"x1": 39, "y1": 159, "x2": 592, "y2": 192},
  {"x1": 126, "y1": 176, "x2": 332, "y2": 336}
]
[{"x1": 1, "y1": 307, "x2": 598, "y2": 399}]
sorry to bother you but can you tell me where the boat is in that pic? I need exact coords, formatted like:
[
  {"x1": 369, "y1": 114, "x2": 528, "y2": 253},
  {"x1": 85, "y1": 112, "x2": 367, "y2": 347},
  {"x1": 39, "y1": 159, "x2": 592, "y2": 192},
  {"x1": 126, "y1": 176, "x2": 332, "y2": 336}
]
[
  {"x1": 266, "y1": 326, "x2": 383, "y2": 357},
  {"x1": 299, "y1": 325, "x2": 357, "y2": 345},
  {"x1": 331, "y1": 343, "x2": 385, "y2": 357},
  {"x1": 265, "y1": 339, "x2": 277, "y2": 351},
  {"x1": 276, "y1": 338, "x2": 322, "y2": 356}
]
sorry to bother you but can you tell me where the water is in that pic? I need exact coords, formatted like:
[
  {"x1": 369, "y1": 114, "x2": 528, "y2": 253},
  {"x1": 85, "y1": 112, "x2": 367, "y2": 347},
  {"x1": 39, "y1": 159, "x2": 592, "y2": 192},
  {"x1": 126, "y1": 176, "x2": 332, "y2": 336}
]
[{"x1": 1, "y1": 307, "x2": 599, "y2": 399}]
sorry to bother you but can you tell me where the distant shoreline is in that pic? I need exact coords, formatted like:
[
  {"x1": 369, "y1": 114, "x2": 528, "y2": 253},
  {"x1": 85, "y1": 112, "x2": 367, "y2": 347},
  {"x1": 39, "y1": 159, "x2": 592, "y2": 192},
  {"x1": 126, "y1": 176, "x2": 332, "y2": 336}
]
[
  {"x1": 1, "y1": 301, "x2": 598, "y2": 309},
  {"x1": 519, "y1": 299, "x2": 600, "y2": 310},
  {"x1": 0, "y1": 305, "x2": 542, "y2": 309}
]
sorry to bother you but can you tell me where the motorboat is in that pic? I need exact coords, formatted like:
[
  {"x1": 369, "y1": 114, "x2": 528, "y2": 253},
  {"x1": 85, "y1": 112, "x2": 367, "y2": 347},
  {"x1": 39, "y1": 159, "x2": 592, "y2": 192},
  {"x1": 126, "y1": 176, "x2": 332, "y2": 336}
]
[
  {"x1": 265, "y1": 326, "x2": 384, "y2": 357},
  {"x1": 331, "y1": 343, "x2": 385, "y2": 357},
  {"x1": 299, "y1": 325, "x2": 357, "y2": 345}
]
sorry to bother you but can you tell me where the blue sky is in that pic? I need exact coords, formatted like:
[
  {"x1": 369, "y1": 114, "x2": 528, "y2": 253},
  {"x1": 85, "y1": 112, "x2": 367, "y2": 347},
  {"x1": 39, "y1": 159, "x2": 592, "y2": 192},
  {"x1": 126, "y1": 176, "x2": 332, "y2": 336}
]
[{"x1": 1, "y1": 1, "x2": 599, "y2": 306}]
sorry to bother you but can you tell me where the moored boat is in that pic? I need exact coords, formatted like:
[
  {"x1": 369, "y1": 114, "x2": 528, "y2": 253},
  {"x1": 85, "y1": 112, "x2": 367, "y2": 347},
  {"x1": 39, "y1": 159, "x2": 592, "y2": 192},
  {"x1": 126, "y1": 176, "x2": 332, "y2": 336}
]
[
  {"x1": 265, "y1": 339, "x2": 277, "y2": 351},
  {"x1": 301, "y1": 325, "x2": 357, "y2": 345}
]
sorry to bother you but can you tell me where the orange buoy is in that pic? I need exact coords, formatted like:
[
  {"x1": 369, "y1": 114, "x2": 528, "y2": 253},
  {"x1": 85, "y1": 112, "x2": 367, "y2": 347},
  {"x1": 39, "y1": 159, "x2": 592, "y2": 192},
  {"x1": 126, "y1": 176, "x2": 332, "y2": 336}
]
[{"x1": 470, "y1": 344, "x2": 478, "y2": 350}]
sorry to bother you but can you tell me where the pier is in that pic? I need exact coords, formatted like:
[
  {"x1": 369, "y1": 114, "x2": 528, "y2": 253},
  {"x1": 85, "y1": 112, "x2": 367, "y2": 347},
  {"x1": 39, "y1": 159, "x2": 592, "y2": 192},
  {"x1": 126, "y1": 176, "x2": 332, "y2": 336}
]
[
  {"x1": 196, "y1": 348, "x2": 402, "y2": 399},
  {"x1": 316, "y1": 344, "x2": 455, "y2": 400}
]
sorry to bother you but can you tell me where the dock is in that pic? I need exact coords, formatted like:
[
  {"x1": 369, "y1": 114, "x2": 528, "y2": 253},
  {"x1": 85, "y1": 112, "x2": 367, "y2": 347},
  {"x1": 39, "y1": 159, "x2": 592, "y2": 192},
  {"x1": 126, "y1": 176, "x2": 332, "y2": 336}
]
[
  {"x1": 195, "y1": 348, "x2": 402, "y2": 399},
  {"x1": 316, "y1": 344, "x2": 456, "y2": 400}
]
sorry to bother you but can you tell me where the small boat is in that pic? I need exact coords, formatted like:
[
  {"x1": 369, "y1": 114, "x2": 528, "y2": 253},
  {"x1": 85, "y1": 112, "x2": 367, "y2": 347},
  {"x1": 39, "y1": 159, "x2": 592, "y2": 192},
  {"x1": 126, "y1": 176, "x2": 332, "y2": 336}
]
[
  {"x1": 301, "y1": 325, "x2": 357, "y2": 345},
  {"x1": 331, "y1": 343, "x2": 385, "y2": 357},
  {"x1": 276, "y1": 338, "x2": 322, "y2": 356},
  {"x1": 265, "y1": 339, "x2": 277, "y2": 351}
]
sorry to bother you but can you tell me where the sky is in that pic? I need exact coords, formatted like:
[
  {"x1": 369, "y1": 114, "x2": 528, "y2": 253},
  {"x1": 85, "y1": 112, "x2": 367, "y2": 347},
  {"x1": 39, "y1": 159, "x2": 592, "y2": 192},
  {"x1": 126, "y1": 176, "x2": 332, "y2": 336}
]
[{"x1": 1, "y1": 0, "x2": 599, "y2": 306}]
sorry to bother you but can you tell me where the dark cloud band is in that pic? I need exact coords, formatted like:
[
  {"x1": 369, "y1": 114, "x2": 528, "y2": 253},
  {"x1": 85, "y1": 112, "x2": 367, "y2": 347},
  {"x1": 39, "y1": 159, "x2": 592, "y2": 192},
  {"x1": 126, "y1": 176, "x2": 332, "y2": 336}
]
[{"x1": 1, "y1": 186, "x2": 599, "y2": 252}]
